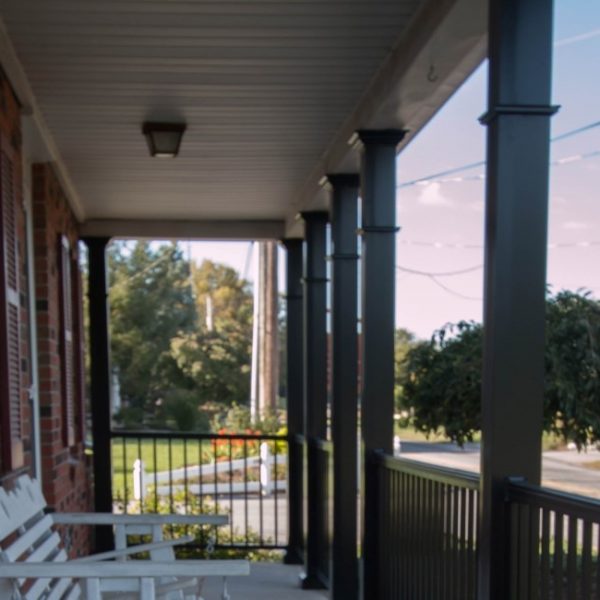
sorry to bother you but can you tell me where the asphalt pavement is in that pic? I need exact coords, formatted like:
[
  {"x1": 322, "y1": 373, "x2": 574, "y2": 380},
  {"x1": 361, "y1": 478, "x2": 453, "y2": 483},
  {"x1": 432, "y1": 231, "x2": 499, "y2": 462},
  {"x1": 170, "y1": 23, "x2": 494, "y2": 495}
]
[{"x1": 397, "y1": 440, "x2": 600, "y2": 498}]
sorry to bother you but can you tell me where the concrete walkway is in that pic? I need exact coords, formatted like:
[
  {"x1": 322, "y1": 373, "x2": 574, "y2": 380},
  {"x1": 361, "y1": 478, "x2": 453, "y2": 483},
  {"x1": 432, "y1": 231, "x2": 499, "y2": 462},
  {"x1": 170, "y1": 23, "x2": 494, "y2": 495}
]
[{"x1": 201, "y1": 563, "x2": 329, "y2": 600}]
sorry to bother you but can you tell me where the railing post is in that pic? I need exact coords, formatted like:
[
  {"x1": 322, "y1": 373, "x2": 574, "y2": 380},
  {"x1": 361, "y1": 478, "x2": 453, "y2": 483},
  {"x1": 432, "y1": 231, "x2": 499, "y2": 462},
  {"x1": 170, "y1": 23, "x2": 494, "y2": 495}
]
[
  {"x1": 83, "y1": 236, "x2": 114, "y2": 553},
  {"x1": 478, "y1": 1, "x2": 557, "y2": 597},
  {"x1": 328, "y1": 174, "x2": 360, "y2": 600},
  {"x1": 259, "y1": 442, "x2": 272, "y2": 496},
  {"x1": 133, "y1": 459, "x2": 146, "y2": 501},
  {"x1": 282, "y1": 239, "x2": 305, "y2": 565},
  {"x1": 300, "y1": 212, "x2": 329, "y2": 589},
  {"x1": 357, "y1": 130, "x2": 406, "y2": 600}
]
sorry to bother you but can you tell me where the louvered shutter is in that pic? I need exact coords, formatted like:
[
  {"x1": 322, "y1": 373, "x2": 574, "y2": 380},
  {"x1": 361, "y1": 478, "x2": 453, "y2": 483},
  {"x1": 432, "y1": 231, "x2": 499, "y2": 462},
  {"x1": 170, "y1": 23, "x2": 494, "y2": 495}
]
[
  {"x1": 0, "y1": 139, "x2": 23, "y2": 470},
  {"x1": 59, "y1": 235, "x2": 75, "y2": 447},
  {"x1": 72, "y1": 255, "x2": 85, "y2": 441}
]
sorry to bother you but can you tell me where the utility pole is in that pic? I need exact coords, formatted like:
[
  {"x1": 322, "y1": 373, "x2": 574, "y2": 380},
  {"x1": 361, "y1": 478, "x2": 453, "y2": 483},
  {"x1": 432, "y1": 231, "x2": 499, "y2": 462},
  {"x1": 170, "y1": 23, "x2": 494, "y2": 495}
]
[{"x1": 257, "y1": 240, "x2": 279, "y2": 418}]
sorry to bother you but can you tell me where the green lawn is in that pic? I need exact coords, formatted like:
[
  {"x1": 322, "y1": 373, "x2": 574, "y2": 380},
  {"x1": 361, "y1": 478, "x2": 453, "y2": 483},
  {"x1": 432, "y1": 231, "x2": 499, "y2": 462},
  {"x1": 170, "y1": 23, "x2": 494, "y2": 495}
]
[
  {"x1": 111, "y1": 437, "x2": 266, "y2": 503},
  {"x1": 112, "y1": 438, "x2": 206, "y2": 503}
]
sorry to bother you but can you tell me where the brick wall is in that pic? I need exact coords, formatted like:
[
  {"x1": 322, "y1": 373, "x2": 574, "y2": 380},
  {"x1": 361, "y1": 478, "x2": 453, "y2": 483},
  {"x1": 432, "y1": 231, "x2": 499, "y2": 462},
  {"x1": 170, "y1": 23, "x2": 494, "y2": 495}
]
[
  {"x1": 0, "y1": 69, "x2": 92, "y2": 557},
  {"x1": 32, "y1": 163, "x2": 93, "y2": 556}
]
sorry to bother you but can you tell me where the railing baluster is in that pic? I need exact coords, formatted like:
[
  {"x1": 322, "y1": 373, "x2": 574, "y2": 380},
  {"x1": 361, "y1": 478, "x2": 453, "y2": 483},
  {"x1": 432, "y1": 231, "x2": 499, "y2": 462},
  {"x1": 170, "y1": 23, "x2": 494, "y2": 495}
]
[
  {"x1": 410, "y1": 473, "x2": 416, "y2": 598},
  {"x1": 417, "y1": 473, "x2": 423, "y2": 599},
  {"x1": 452, "y1": 483, "x2": 459, "y2": 599},
  {"x1": 137, "y1": 437, "x2": 143, "y2": 513},
  {"x1": 555, "y1": 511, "x2": 564, "y2": 600},
  {"x1": 581, "y1": 519, "x2": 592, "y2": 600},
  {"x1": 567, "y1": 516, "x2": 577, "y2": 600},
  {"x1": 198, "y1": 439, "x2": 205, "y2": 550},
  {"x1": 199, "y1": 439, "x2": 204, "y2": 517},
  {"x1": 228, "y1": 438, "x2": 233, "y2": 543},
  {"x1": 460, "y1": 486, "x2": 467, "y2": 600},
  {"x1": 437, "y1": 482, "x2": 444, "y2": 600},
  {"x1": 183, "y1": 438, "x2": 188, "y2": 517},
  {"x1": 168, "y1": 437, "x2": 173, "y2": 515},
  {"x1": 243, "y1": 439, "x2": 249, "y2": 547},
  {"x1": 425, "y1": 478, "x2": 431, "y2": 599},
  {"x1": 274, "y1": 439, "x2": 279, "y2": 546},
  {"x1": 443, "y1": 482, "x2": 449, "y2": 597},
  {"x1": 122, "y1": 437, "x2": 128, "y2": 513},
  {"x1": 540, "y1": 507, "x2": 550, "y2": 600},
  {"x1": 466, "y1": 488, "x2": 475, "y2": 600},
  {"x1": 401, "y1": 471, "x2": 408, "y2": 598},
  {"x1": 259, "y1": 436, "x2": 264, "y2": 546},
  {"x1": 596, "y1": 523, "x2": 600, "y2": 600},
  {"x1": 213, "y1": 437, "x2": 218, "y2": 547},
  {"x1": 152, "y1": 437, "x2": 158, "y2": 513}
]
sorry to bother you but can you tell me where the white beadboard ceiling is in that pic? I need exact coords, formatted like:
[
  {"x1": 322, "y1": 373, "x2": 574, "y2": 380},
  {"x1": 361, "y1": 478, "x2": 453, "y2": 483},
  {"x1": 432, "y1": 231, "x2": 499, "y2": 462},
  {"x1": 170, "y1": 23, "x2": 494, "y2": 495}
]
[{"x1": 0, "y1": 0, "x2": 486, "y2": 238}]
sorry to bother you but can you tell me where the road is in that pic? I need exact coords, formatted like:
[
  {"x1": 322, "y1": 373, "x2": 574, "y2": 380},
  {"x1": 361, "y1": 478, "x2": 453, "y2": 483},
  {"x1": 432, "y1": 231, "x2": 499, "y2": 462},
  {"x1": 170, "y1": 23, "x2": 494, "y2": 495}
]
[{"x1": 397, "y1": 440, "x2": 600, "y2": 499}]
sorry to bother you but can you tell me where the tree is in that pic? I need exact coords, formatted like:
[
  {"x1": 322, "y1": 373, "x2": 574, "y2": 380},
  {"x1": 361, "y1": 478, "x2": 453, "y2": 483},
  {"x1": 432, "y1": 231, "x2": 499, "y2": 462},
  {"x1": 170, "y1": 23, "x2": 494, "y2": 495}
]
[
  {"x1": 399, "y1": 290, "x2": 600, "y2": 448},
  {"x1": 545, "y1": 290, "x2": 600, "y2": 448},
  {"x1": 394, "y1": 328, "x2": 417, "y2": 411},
  {"x1": 401, "y1": 321, "x2": 482, "y2": 443},
  {"x1": 109, "y1": 241, "x2": 196, "y2": 425},
  {"x1": 169, "y1": 260, "x2": 253, "y2": 407}
]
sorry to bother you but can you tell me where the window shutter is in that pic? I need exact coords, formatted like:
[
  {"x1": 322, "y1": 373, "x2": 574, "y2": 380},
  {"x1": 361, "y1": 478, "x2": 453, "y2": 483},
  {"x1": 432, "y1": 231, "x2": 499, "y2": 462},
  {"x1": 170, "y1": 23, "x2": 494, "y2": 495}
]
[
  {"x1": 72, "y1": 255, "x2": 85, "y2": 442},
  {"x1": 59, "y1": 235, "x2": 75, "y2": 447},
  {"x1": 0, "y1": 140, "x2": 23, "y2": 470}
]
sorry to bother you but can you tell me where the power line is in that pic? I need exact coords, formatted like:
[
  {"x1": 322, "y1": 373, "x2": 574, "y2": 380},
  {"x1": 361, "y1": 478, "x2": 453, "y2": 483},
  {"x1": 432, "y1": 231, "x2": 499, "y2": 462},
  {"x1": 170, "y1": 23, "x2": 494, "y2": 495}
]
[
  {"x1": 551, "y1": 120, "x2": 600, "y2": 142},
  {"x1": 396, "y1": 263, "x2": 483, "y2": 277},
  {"x1": 398, "y1": 238, "x2": 600, "y2": 250},
  {"x1": 397, "y1": 119, "x2": 600, "y2": 189},
  {"x1": 428, "y1": 276, "x2": 482, "y2": 301}
]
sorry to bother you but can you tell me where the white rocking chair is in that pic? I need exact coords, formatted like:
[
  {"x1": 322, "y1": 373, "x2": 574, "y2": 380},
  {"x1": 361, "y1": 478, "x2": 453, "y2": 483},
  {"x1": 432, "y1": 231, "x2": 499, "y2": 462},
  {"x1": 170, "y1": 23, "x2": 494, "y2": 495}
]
[{"x1": 0, "y1": 475, "x2": 249, "y2": 599}]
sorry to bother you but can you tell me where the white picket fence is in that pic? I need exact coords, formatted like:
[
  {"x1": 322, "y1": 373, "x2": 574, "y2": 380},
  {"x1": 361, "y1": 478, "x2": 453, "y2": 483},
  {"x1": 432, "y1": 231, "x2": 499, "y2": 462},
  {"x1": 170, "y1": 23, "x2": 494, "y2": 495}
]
[{"x1": 133, "y1": 442, "x2": 287, "y2": 500}]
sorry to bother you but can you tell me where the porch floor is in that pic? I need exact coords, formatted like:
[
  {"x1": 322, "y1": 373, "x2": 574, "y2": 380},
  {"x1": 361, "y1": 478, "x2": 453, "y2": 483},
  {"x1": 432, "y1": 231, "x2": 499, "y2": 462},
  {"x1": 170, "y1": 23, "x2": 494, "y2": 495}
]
[{"x1": 201, "y1": 563, "x2": 329, "y2": 600}]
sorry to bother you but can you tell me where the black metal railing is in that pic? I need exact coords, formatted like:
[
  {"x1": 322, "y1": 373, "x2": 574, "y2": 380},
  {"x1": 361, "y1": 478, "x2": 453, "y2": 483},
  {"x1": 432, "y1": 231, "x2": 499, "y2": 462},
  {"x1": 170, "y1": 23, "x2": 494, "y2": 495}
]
[
  {"x1": 110, "y1": 430, "x2": 288, "y2": 550},
  {"x1": 367, "y1": 451, "x2": 480, "y2": 600},
  {"x1": 506, "y1": 479, "x2": 600, "y2": 600}
]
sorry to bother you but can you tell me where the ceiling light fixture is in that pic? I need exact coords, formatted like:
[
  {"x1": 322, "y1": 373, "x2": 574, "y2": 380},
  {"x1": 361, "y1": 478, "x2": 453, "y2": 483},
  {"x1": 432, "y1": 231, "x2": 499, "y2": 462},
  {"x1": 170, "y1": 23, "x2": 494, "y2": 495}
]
[{"x1": 142, "y1": 122, "x2": 186, "y2": 158}]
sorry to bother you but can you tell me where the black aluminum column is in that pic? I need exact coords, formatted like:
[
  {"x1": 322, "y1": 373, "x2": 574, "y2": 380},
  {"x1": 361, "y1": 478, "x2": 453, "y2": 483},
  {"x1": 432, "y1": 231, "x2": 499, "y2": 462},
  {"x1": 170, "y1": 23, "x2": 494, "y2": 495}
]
[
  {"x1": 328, "y1": 175, "x2": 360, "y2": 600},
  {"x1": 300, "y1": 212, "x2": 329, "y2": 590},
  {"x1": 83, "y1": 237, "x2": 114, "y2": 553},
  {"x1": 358, "y1": 130, "x2": 406, "y2": 600},
  {"x1": 478, "y1": 1, "x2": 557, "y2": 597},
  {"x1": 282, "y1": 238, "x2": 305, "y2": 565}
]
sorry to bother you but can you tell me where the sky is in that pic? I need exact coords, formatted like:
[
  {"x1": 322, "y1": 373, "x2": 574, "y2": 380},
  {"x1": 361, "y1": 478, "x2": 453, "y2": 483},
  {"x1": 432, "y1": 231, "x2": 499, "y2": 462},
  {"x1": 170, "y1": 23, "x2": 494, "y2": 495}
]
[{"x1": 187, "y1": 0, "x2": 600, "y2": 340}]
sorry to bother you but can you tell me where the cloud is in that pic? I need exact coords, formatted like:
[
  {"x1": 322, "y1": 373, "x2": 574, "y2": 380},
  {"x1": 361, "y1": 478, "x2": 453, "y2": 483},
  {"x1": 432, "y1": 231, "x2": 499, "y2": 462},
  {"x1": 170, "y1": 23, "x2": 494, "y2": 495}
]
[
  {"x1": 417, "y1": 182, "x2": 454, "y2": 208},
  {"x1": 562, "y1": 221, "x2": 592, "y2": 231}
]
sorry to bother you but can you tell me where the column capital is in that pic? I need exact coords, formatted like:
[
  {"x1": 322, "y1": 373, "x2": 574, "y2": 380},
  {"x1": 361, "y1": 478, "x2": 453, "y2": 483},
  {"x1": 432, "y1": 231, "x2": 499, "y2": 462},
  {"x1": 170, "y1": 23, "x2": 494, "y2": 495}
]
[
  {"x1": 479, "y1": 103, "x2": 559, "y2": 125},
  {"x1": 356, "y1": 129, "x2": 408, "y2": 147},
  {"x1": 82, "y1": 236, "x2": 111, "y2": 249},
  {"x1": 281, "y1": 237, "x2": 304, "y2": 250},
  {"x1": 298, "y1": 210, "x2": 329, "y2": 223},
  {"x1": 325, "y1": 173, "x2": 360, "y2": 190}
]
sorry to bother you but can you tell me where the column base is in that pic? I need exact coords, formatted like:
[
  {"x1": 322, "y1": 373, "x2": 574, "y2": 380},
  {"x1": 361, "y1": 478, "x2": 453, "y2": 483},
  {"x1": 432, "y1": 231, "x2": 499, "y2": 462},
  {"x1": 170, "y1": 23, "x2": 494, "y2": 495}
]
[
  {"x1": 284, "y1": 547, "x2": 304, "y2": 565},
  {"x1": 299, "y1": 572, "x2": 328, "y2": 590}
]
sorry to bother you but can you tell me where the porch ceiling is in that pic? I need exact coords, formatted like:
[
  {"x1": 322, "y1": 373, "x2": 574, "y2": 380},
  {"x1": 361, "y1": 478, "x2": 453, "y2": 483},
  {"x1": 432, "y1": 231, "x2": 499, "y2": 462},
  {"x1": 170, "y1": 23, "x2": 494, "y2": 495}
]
[{"x1": 0, "y1": 0, "x2": 486, "y2": 238}]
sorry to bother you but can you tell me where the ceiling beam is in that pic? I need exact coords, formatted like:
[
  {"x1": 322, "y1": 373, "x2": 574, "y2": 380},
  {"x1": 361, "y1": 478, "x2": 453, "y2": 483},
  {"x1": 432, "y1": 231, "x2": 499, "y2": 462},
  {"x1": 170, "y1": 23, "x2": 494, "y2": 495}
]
[{"x1": 80, "y1": 219, "x2": 286, "y2": 241}]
